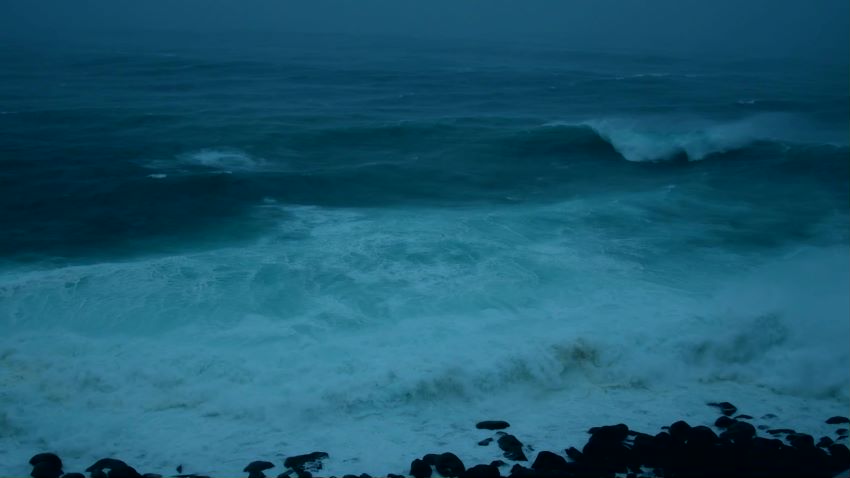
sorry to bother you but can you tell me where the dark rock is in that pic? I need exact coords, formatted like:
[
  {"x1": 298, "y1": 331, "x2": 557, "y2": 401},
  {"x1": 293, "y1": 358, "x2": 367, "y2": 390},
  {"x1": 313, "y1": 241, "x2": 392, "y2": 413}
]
[
  {"x1": 106, "y1": 466, "x2": 142, "y2": 478},
  {"x1": 530, "y1": 451, "x2": 568, "y2": 472},
  {"x1": 462, "y1": 463, "x2": 501, "y2": 477},
  {"x1": 687, "y1": 425, "x2": 718, "y2": 448},
  {"x1": 294, "y1": 471, "x2": 311, "y2": 478},
  {"x1": 767, "y1": 428, "x2": 796, "y2": 436},
  {"x1": 176, "y1": 466, "x2": 182, "y2": 474},
  {"x1": 359, "y1": 474, "x2": 372, "y2": 478},
  {"x1": 762, "y1": 413, "x2": 777, "y2": 419},
  {"x1": 30, "y1": 454, "x2": 63, "y2": 469},
  {"x1": 490, "y1": 461, "x2": 506, "y2": 467},
  {"x1": 276, "y1": 474, "x2": 293, "y2": 478},
  {"x1": 582, "y1": 424, "x2": 632, "y2": 474},
  {"x1": 818, "y1": 436, "x2": 835, "y2": 448},
  {"x1": 827, "y1": 416, "x2": 850, "y2": 425},
  {"x1": 244, "y1": 462, "x2": 275, "y2": 473},
  {"x1": 31, "y1": 462, "x2": 62, "y2": 478},
  {"x1": 787, "y1": 433, "x2": 815, "y2": 449},
  {"x1": 714, "y1": 416, "x2": 736, "y2": 429},
  {"x1": 734, "y1": 414, "x2": 754, "y2": 420},
  {"x1": 757, "y1": 425, "x2": 770, "y2": 430},
  {"x1": 387, "y1": 474, "x2": 404, "y2": 478},
  {"x1": 497, "y1": 434, "x2": 527, "y2": 461},
  {"x1": 410, "y1": 458, "x2": 431, "y2": 478},
  {"x1": 422, "y1": 454, "x2": 440, "y2": 466},
  {"x1": 86, "y1": 460, "x2": 129, "y2": 473},
  {"x1": 434, "y1": 453, "x2": 465, "y2": 477},
  {"x1": 478, "y1": 438, "x2": 493, "y2": 446},
  {"x1": 828, "y1": 444, "x2": 850, "y2": 466},
  {"x1": 62, "y1": 474, "x2": 85, "y2": 478},
  {"x1": 283, "y1": 453, "x2": 328, "y2": 474},
  {"x1": 90, "y1": 471, "x2": 107, "y2": 478},
  {"x1": 590, "y1": 424, "x2": 629, "y2": 443},
  {"x1": 669, "y1": 420, "x2": 691, "y2": 442},
  {"x1": 476, "y1": 421, "x2": 510, "y2": 430},
  {"x1": 506, "y1": 464, "x2": 531, "y2": 478},
  {"x1": 564, "y1": 447, "x2": 582, "y2": 462},
  {"x1": 721, "y1": 421, "x2": 756, "y2": 444},
  {"x1": 342, "y1": 475, "x2": 358, "y2": 478},
  {"x1": 141, "y1": 475, "x2": 161, "y2": 478},
  {"x1": 707, "y1": 401, "x2": 738, "y2": 416},
  {"x1": 837, "y1": 428, "x2": 849, "y2": 436}
]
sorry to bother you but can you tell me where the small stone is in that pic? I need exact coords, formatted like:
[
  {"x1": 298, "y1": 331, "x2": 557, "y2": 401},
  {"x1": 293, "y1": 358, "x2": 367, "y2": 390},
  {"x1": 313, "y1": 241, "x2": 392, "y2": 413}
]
[
  {"x1": 497, "y1": 434, "x2": 527, "y2": 461},
  {"x1": 476, "y1": 420, "x2": 510, "y2": 430},
  {"x1": 490, "y1": 460, "x2": 506, "y2": 467},
  {"x1": 734, "y1": 414, "x2": 753, "y2": 420},
  {"x1": 707, "y1": 401, "x2": 738, "y2": 416},
  {"x1": 837, "y1": 428, "x2": 849, "y2": 436},
  {"x1": 714, "y1": 416, "x2": 736, "y2": 429},
  {"x1": 768, "y1": 428, "x2": 796, "y2": 436},
  {"x1": 410, "y1": 458, "x2": 431, "y2": 478},
  {"x1": 62, "y1": 474, "x2": 85, "y2": 478},
  {"x1": 827, "y1": 416, "x2": 850, "y2": 425},
  {"x1": 244, "y1": 462, "x2": 275, "y2": 473},
  {"x1": 387, "y1": 474, "x2": 404, "y2": 478},
  {"x1": 762, "y1": 413, "x2": 777, "y2": 419},
  {"x1": 478, "y1": 438, "x2": 493, "y2": 446}
]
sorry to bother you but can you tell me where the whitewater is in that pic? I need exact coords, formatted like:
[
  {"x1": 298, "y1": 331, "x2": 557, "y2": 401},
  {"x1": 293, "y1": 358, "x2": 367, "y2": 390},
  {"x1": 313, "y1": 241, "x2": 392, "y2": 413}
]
[{"x1": 0, "y1": 34, "x2": 848, "y2": 476}]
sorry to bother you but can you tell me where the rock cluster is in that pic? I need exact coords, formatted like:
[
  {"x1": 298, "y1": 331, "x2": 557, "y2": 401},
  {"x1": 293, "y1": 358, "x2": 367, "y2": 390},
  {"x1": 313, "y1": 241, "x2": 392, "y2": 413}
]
[{"x1": 26, "y1": 405, "x2": 849, "y2": 478}]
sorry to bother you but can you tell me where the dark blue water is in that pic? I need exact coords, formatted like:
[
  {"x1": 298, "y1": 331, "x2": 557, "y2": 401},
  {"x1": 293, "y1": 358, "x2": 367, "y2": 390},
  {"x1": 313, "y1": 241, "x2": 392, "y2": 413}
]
[
  {"x1": 0, "y1": 33, "x2": 848, "y2": 475},
  {"x1": 1, "y1": 33, "x2": 847, "y2": 261}
]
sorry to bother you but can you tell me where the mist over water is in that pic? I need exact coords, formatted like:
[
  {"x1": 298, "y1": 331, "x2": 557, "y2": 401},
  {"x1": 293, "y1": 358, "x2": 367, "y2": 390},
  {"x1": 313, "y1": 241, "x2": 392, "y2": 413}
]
[{"x1": 0, "y1": 29, "x2": 848, "y2": 476}]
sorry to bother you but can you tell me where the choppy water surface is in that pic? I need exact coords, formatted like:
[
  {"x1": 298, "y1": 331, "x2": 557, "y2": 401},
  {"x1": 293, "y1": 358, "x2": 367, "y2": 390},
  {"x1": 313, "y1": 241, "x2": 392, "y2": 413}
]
[{"x1": 0, "y1": 33, "x2": 848, "y2": 475}]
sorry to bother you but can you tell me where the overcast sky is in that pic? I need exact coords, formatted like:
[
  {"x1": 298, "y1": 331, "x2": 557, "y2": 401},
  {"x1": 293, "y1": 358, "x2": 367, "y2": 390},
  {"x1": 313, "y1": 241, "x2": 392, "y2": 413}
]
[{"x1": 1, "y1": 0, "x2": 847, "y2": 61}]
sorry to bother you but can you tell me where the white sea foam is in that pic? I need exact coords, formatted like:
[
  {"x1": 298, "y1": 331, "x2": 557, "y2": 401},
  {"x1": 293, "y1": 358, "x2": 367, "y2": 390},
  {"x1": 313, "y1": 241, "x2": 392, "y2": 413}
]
[
  {"x1": 0, "y1": 202, "x2": 847, "y2": 476},
  {"x1": 179, "y1": 149, "x2": 266, "y2": 172},
  {"x1": 143, "y1": 149, "x2": 279, "y2": 175},
  {"x1": 558, "y1": 113, "x2": 837, "y2": 162}
]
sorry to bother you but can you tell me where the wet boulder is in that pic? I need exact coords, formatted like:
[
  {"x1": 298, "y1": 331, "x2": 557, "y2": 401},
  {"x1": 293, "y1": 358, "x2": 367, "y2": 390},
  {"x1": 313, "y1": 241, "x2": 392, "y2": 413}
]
[
  {"x1": 476, "y1": 421, "x2": 510, "y2": 430},
  {"x1": 497, "y1": 434, "x2": 527, "y2": 461}
]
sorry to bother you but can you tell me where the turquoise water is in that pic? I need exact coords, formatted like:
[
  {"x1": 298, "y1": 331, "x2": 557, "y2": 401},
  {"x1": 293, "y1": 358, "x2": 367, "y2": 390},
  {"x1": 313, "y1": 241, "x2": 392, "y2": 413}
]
[{"x1": 0, "y1": 33, "x2": 848, "y2": 475}]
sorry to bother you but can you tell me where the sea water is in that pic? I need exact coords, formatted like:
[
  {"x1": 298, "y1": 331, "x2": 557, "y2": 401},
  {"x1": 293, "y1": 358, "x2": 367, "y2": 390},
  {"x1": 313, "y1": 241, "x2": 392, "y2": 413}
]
[{"x1": 0, "y1": 33, "x2": 848, "y2": 475}]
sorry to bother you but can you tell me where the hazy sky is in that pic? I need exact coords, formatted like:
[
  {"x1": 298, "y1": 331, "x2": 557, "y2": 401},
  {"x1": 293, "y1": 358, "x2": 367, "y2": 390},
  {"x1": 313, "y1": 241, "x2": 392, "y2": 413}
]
[{"x1": 1, "y1": 0, "x2": 848, "y2": 61}]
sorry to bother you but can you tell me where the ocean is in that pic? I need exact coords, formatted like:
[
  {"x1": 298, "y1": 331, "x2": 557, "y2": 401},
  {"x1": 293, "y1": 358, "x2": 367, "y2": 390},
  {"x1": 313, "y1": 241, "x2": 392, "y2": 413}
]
[{"x1": 1, "y1": 32, "x2": 848, "y2": 476}]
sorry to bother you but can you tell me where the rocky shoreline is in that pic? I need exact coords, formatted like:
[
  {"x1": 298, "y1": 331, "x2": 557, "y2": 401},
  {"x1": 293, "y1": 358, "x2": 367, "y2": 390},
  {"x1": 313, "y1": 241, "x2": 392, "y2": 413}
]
[{"x1": 25, "y1": 403, "x2": 850, "y2": 478}]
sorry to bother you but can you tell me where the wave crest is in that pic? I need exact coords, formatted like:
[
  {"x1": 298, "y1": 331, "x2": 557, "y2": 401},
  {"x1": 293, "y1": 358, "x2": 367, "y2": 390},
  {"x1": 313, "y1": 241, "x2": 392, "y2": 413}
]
[{"x1": 541, "y1": 114, "x2": 836, "y2": 162}]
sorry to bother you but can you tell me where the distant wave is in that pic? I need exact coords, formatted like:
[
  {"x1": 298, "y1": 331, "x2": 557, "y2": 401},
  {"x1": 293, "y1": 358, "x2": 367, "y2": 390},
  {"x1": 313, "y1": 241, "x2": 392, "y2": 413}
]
[{"x1": 541, "y1": 114, "x2": 846, "y2": 162}]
